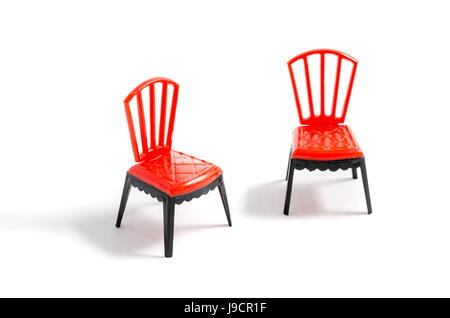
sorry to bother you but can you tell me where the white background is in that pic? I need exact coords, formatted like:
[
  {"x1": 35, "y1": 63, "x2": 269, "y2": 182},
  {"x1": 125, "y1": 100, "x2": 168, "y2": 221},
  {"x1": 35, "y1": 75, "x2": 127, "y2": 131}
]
[{"x1": 0, "y1": 0, "x2": 449, "y2": 297}]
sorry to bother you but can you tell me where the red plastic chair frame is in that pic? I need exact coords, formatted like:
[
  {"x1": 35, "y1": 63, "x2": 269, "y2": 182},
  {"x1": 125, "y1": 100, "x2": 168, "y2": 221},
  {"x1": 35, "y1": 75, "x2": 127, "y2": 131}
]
[
  {"x1": 124, "y1": 77, "x2": 180, "y2": 162},
  {"x1": 115, "y1": 77, "x2": 232, "y2": 257},
  {"x1": 284, "y1": 49, "x2": 372, "y2": 215}
]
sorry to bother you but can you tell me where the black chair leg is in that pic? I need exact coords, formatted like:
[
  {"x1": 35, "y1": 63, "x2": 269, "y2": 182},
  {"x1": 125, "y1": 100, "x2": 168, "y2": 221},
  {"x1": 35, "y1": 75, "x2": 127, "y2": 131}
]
[
  {"x1": 283, "y1": 162, "x2": 295, "y2": 215},
  {"x1": 163, "y1": 200, "x2": 175, "y2": 257},
  {"x1": 360, "y1": 158, "x2": 372, "y2": 215},
  {"x1": 352, "y1": 167, "x2": 358, "y2": 179},
  {"x1": 285, "y1": 147, "x2": 292, "y2": 181},
  {"x1": 218, "y1": 177, "x2": 232, "y2": 226},
  {"x1": 115, "y1": 174, "x2": 132, "y2": 228}
]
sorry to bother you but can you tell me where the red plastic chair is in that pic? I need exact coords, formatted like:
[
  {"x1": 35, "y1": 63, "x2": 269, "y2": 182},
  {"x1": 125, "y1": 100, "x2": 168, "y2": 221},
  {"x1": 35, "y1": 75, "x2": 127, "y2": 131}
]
[
  {"x1": 115, "y1": 77, "x2": 232, "y2": 257},
  {"x1": 284, "y1": 49, "x2": 372, "y2": 215}
]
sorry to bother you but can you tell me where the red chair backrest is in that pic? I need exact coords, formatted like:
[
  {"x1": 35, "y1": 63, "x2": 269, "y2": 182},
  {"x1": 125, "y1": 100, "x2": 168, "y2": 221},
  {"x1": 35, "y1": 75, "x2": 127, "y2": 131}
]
[
  {"x1": 287, "y1": 49, "x2": 358, "y2": 125},
  {"x1": 124, "y1": 77, "x2": 179, "y2": 162}
]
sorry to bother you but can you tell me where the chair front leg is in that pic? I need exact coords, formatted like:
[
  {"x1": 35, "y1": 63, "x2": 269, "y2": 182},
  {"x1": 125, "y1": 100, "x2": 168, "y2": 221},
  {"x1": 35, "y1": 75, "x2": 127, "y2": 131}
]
[
  {"x1": 218, "y1": 176, "x2": 232, "y2": 226},
  {"x1": 283, "y1": 161, "x2": 295, "y2": 215},
  {"x1": 285, "y1": 147, "x2": 293, "y2": 181},
  {"x1": 116, "y1": 174, "x2": 132, "y2": 228},
  {"x1": 360, "y1": 158, "x2": 372, "y2": 215},
  {"x1": 163, "y1": 199, "x2": 176, "y2": 257}
]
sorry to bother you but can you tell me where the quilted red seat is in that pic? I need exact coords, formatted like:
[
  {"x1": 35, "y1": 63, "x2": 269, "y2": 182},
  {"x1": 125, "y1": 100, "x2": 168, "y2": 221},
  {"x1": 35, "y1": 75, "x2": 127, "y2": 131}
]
[
  {"x1": 292, "y1": 125, "x2": 363, "y2": 161},
  {"x1": 128, "y1": 148, "x2": 222, "y2": 196}
]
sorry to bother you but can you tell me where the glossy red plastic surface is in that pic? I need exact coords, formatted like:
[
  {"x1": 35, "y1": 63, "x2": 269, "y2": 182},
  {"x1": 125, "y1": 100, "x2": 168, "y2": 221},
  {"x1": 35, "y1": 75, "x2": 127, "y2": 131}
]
[
  {"x1": 124, "y1": 77, "x2": 180, "y2": 163},
  {"x1": 124, "y1": 77, "x2": 222, "y2": 196},
  {"x1": 292, "y1": 125, "x2": 363, "y2": 161},
  {"x1": 287, "y1": 49, "x2": 363, "y2": 161},
  {"x1": 287, "y1": 49, "x2": 358, "y2": 126},
  {"x1": 128, "y1": 147, "x2": 222, "y2": 196}
]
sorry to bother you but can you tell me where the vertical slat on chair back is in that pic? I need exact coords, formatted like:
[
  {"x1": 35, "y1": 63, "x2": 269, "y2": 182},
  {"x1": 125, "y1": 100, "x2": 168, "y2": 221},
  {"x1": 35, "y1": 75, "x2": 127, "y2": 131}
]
[
  {"x1": 149, "y1": 83, "x2": 156, "y2": 149},
  {"x1": 287, "y1": 49, "x2": 358, "y2": 125},
  {"x1": 124, "y1": 77, "x2": 180, "y2": 162}
]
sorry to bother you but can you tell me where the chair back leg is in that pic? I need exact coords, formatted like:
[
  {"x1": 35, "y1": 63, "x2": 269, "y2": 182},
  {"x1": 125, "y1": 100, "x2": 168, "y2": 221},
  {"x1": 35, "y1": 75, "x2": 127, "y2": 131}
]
[
  {"x1": 116, "y1": 174, "x2": 132, "y2": 228},
  {"x1": 352, "y1": 167, "x2": 358, "y2": 179}
]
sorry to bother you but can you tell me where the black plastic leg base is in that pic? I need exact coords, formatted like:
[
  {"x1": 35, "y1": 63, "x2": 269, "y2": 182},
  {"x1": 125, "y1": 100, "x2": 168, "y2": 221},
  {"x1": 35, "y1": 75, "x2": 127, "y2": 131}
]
[
  {"x1": 285, "y1": 147, "x2": 293, "y2": 181},
  {"x1": 352, "y1": 167, "x2": 358, "y2": 179},
  {"x1": 163, "y1": 200, "x2": 175, "y2": 257},
  {"x1": 115, "y1": 173, "x2": 232, "y2": 257},
  {"x1": 218, "y1": 177, "x2": 232, "y2": 226},
  {"x1": 283, "y1": 157, "x2": 372, "y2": 215},
  {"x1": 115, "y1": 174, "x2": 132, "y2": 228},
  {"x1": 283, "y1": 160, "x2": 294, "y2": 215},
  {"x1": 360, "y1": 158, "x2": 373, "y2": 215}
]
